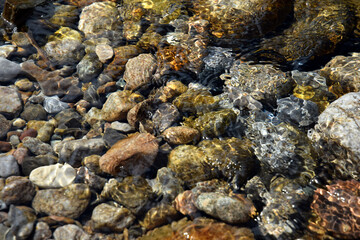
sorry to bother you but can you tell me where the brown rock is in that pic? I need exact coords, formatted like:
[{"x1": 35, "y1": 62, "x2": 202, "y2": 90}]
[
  {"x1": 0, "y1": 141, "x2": 12, "y2": 152},
  {"x1": 162, "y1": 126, "x2": 200, "y2": 145},
  {"x1": 99, "y1": 132, "x2": 159, "y2": 176},
  {"x1": 1, "y1": 177, "x2": 36, "y2": 205},
  {"x1": 19, "y1": 128, "x2": 37, "y2": 141}
]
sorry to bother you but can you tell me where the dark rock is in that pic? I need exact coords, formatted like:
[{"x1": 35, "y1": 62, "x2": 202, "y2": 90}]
[
  {"x1": 0, "y1": 177, "x2": 36, "y2": 205},
  {"x1": 0, "y1": 141, "x2": 12, "y2": 152},
  {"x1": 152, "y1": 103, "x2": 180, "y2": 133},
  {"x1": 21, "y1": 155, "x2": 58, "y2": 176},
  {"x1": 0, "y1": 57, "x2": 22, "y2": 83},
  {"x1": 33, "y1": 222, "x2": 52, "y2": 240},
  {"x1": 20, "y1": 103, "x2": 47, "y2": 121},
  {"x1": 7, "y1": 205, "x2": 36, "y2": 240},
  {"x1": 102, "y1": 127, "x2": 127, "y2": 147},
  {"x1": 19, "y1": 128, "x2": 37, "y2": 141},
  {"x1": 0, "y1": 114, "x2": 11, "y2": 139},
  {"x1": 22, "y1": 137, "x2": 54, "y2": 156}
]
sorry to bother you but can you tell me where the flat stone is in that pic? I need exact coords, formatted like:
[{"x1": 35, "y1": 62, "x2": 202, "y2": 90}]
[
  {"x1": 20, "y1": 103, "x2": 47, "y2": 121},
  {"x1": 0, "y1": 57, "x2": 21, "y2": 83},
  {"x1": 29, "y1": 163, "x2": 76, "y2": 188},
  {"x1": 91, "y1": 203, "x2": 136, "y2": 232},
  {"x1": 96, "y1": 44, "x2": 114, "y2": 63},
  {"x1": 99, "y1": 132, "x2": 159, "y2": 176},
  {"x1": 0, "y1": 154, "x2": 20, "y2": 177},
  {"x1": 43, "y1": 95, "x2": 69, "y2": 114},
  {"x1": 32, "y1": 183, "x2": 91, "y2": 219},
  {"x1": 0, "y1": 114, "x2": 11, "y2": 139},
  {"x1": 0, "y1": 86, "x2": 23, "y2": 119}
]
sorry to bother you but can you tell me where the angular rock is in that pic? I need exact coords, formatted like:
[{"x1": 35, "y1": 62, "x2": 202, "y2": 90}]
[
  {"x1": 99, "y1": 132, "x2": 159, "y2": 176},
  {"x1": 0, "y1": 57, "x2": 21, "y2": 83},
  {"x1": 22, "y1": 137, "x2": 54, "y2": 156},
  {"x1": 43, "y1": 96, "x2": 69, "y2": 114},
  {"x1": 152, "y1": 103, "x2": 180, "y2": 133},
  {"x1": 32, "y1": 183, "x2": 91, "y2": 219},
  {"x1": 29, "y1": 163, "x2": 76, "y2": 188},
  {"x1": 77, "y1": 52, "x2": 103, "y2": 82},
  {"x1": 91, "y1": 203, "x2": 136, "y2": 233},
  {"x1": 15, "y1": 78, "x2": 35, "y2": 92},
  {"x1": 59, "y1": 138, "x2": 106, "y2": 167},
  {"x1": 0, "y1": 86, "x2": 23, "y2": 119},
  {"x1": 0, "y1": 154, "x2": 20, "y2": 177}
]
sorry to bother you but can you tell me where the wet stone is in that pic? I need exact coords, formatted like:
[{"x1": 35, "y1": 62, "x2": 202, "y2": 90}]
[
  {"x1": 49, "y1": 4, "x2": 79, "y2": 28},
  {"x1": 123, "y1": 54, "x2": 157, "y2": 91},
  {"x1": 0, "y1": 114, "x2": 11, "y2": 139},
  {"x1": 43, "y1": 95, "x2": 69, "y2": 114},
  {"x1": 195, "y1": 192, "x2": 256, "y2": 224},
  {"x1": 162, "y1": 126, "x2": 200, "y2": 145},
  {"x1": 32, "y1": 183, "x2": 91, "y2": 219},
  {"x1": 100, "y1": 177, "x2": 155, "y2": 215},
  {"x1": 308, "y1": 92, "x2": 360, "y2": 180},
  {"x1": 0, "y1": 177, "x2": 36, "y2": 205},
  {"x1": 0, "y1": 86, "x2": 23, "y2": 119},
  {"x1": 96, "y1": 44, "x2": 114, "y2": 63},
  {"x1": 53, "y1": 224, "x2": 91, "y2": 240},
  {"x1": 77, "y1": 52, "x2": 103, "y2": 82},
  {"x1": 36, "y1": 119, "x2": 56, "y2": 143},
  {"x1": 99, "y1": 132, "x2": 159, "y2": 176},
  {"x1": 152, "y1": 103, "x2": 180, "y2": 133},
  {"x1": 0, "y1": 154, "x2": 20, "y2": 178},
  {"x1": 58, "y1": 138, "x2": 106, "y2": 168},
  {"x1": 0, "y1": 45, "x2": 16, "y2": 58},
  {"x1": 101, "y1": 90, "x2": 144, "y2": 122},
  {"x1": 44, "y1": 27, "x2": 85, "y2": 67},
  {"x1": 33, "y1": 222, "x2": 52, "y2": 240},
  {"x1": 20, "y1": 103, "x2": 47, "y2": 121},
  {"x1": 7, "y1": 205, "x2": 36, "y2": 240},
  {"x1": 320, "y1": 52, "x2": 360, "y2": 98},
  {"x1": 110, "y1": 122, "x2": 135, "y2": 133},
  {"x1": 140, "y1": 203, "x2": 180, "y2": 230},
  {"x1": 19, "y1": 128, "x2": 38, "y2": 141},
  {"x1": 29, "y1": 163, "x2": 77, "y2": 188},
  {"x1": 0, "y1": 141, "x2": 12, "y2": 152},
  {"x1": 102, "y1": 127, "x2": 127, "y2": 147},
  {"x1": 147, "y1": 167, "x2": 184, "y2": 203},
  {"x1": 276, "y1": 95, "x2": 319, "y2": 128},
  {"x1": 91, "y1": 203, "x2": 136, "y2": 233},
  {"x1": 222, "y1": 61, "x2": 295, "y2": 104},
  {"x1": 15, "y1": 78, "x2": 34, "y2": 92}
]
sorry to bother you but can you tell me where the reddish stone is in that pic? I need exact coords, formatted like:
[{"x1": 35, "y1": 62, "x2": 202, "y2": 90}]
[
  {"x1": 12, "y1": 147, "x2": 29, "y2": 165},
  {"x1": 20, "y1": 128, "x2": 37, "y2": 141},
  {"x1": 0, "y1": 141, "x2": 12, "y2": 152},
  {"x1": 6, "y1": 131, "x2": 22, "y2": 141},
  {"x1": 99, "y1": 132, "x2": 158, "y2": 176}
]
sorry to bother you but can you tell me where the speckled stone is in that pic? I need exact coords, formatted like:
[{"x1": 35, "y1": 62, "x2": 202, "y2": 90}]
[
  {"x1": 101, "y1": 90, "x2": 144, "y2": 122},
  {"x1": 20, "y1": 103, "x2": 47, "y2": 121},
  {"x1": 0, "y1": 86, "x2": 23, "y2": 119},
  {"x1": 308, "y1": 92, "x2": 360, "y2": 180},
  {"x1": 0, "y1": 114, "x2": 11, "y2": 139},
  {"x1": 96, "y1": 44, "x2": 114, "y2": 63},
  {"x1": 77, "y1": 52, "x2": 103, "y2": 82},
  {"x1": 0, "y1": 154, "x2": 20, "y2": 177},
  {"x1": 58, "y1": 138, "x2": 106, "y2": 167},
  {"x1": 29, "y1": 163, "x2": 77, "y2": 188},
  {"x1": 152, "y1": 103, "x2": 181, "y2": 133},
  {"x1": 140, "y1": 203, "x2": 180, "y2": 230},
  {"x1": 22, "y1": 137, "x2": 54, "y2": 156},
  {"x1": 12, "y1": 118, "x2": 26, "y2": 128},
  {"x1": 99, "y1": 132, "x2": 159, "y2": 176},
  {"x1": 123, "y1": 54, "x2": 157, "y2": 91},
  {"x1": 91, "y1": 203, "x2": 136, "y2": 232},
  {"x1": 53, "y1": 224, "x2": 90, "y2": 240},
  {"x1": 32, "y1": 183, "x2": 91, "y2": 219},
  {"x1": 33, "y1": 222, "x2": 52, "y2": 240},
  {"x1": 0, "y1": 57, "x2": 21, "y2": 83},
  {"x1": 15, "y1": 79, "x2": 34, "y2": 91},
  {"x1": 0, "y1": 177, "x2": 36, "y2": 205},
  {"x1": 162, "y1": 126, "x2": 200, "y2": 145}
]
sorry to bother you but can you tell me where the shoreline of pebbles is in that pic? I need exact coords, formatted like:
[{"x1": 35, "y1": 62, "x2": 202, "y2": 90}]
[{"x1": 1, "y1": 0, "x2": 360, "y2": 239}]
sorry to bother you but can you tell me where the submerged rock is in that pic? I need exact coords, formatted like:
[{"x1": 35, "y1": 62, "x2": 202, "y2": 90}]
[
  {"x1": 308, "y1": 92, "x2": 360, "y2": 180},
  {"x1": 29, "y1": 163, "x2": 76, "y2": 188},
  {"x1": 32, "y1": 183, "x2": 91, "y2": 219},
  {"x1": 0, "y1": 57, "x2": 22, "y2": 83},
  {"x1": 0, "y1": 177, "x2": 36, "y2": 205}
]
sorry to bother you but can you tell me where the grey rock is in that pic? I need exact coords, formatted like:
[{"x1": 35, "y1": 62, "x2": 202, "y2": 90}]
[
  {"x1": 77, "y1": 52, "x2": 103, "y2": 82},
  {"x1": 110, "y1": 121, "x2": 135, "y2": 133},
  {"x1": 102, "y1": 128, "x2": 127, "y2": 147},
  {"x1": 22, "y1": 137, "x2": 55, "y2": 156},
  {"x1": 0, "y1": 114, "x2": 11, "y2": 139},
  {"x1": 277, "y1": 95, "x2": 319, "y2": 127},
  {"x1": 0, "y1": 178, "x2": 36, "y2": 205},
  {"x1": 0, "y1": 86, "x2": 23, "y2": 119},
  {"x1": 7, "y1": 205, "x2": 36, "y2": 240},
  {"x1": 43, "y1": 95, "x2": 69, "y2": 114},
  {"x1": 53, "y1": 224, "x2": 90, "y2": 240},
  {"x1": 195, "y1": 192, "x2": 255, "y2": 224},
  {"x1": 152, "y1": 103, "x2": 180, "y2": 133},
  {"x1": 59, "y1": 138, "x2": 106, "y2": 167},
  {"x1": 0, "y1": 57, "x2": 21, "y2": 83},
  {"x1": 20, "y1": 103, "x2": 47, "y2": 121},
  {"x1": 32, "y1": 184, "x2": 91, "y2": 219},
  {"x1": 0, "y1": 155, "x2": 20, "y2": 177},
  {"x1": 308, "y1": 92, "x2": 360, "y2": 180},
  {"x1": 21, "y1": 155, "x2": 58, "y2": 176},
  {"x1": 91, "y1": 203, "x2": 136, "y2": 232},
  {"x1": 147, "y1": 167, "x2": 184, "y2": 203},
  {"x1": 96, "y1": 44, "x2": 114, "y2": 63}
]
